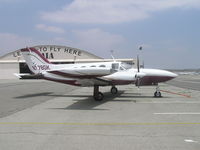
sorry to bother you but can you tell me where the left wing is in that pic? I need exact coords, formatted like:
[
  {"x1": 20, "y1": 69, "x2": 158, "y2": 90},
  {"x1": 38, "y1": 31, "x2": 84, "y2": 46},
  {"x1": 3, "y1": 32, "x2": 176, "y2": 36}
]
[
  {"x1": 46, "y1": 67, "x2": 112, "y2": 79},
  {"x1": 75, "y1": 77, "x2": 112, "y2": 86}
]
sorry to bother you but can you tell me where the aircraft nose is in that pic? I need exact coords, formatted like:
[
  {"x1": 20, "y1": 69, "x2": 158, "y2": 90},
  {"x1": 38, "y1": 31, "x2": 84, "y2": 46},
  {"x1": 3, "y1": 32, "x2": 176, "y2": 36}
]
[
  {"x1": 159, "y1": 70, "x2": 178, "y2": 82},
  {"x1": 169, "y1": 72, "x2": 178, "y2": 78},
  {"x1": 164, "y1": 71, "x2": 178, "y2": 80}
]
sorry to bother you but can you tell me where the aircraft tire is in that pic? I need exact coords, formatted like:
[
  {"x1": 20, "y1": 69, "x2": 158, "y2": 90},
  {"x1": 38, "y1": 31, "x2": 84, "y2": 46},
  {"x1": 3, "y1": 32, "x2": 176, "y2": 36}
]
[
  {"x1": 154, "y1": 91, "x2": 161, "y2": 97},
  {"x1": 111, "y1": 87, "x2": 118, "y2": 94},
  {"x1": 94, "y1": 92, "x2": 104, "y2": 101}
]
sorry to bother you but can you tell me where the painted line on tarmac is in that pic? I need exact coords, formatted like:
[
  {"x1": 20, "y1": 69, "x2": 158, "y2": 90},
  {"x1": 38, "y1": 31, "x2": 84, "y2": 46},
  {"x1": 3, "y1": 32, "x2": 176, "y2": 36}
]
[
  {"x1": 0, "y1": 122, "x2": 200, "y2": 126},
  {"x1": 175, "y1": 80, "x2": 200, "y2": 84},
  {"x1": 160, "y1": 90, "x2": 191, "y2": 98},
  {"x1": 138, "y1": 101, "x2": 200, "y2": 104},
  {"x1": 184, "y1": 139, "x2": 199, "y2": 143},
  {"x1": 154, "y1": 112, "x2": 200, "y2": 115}
]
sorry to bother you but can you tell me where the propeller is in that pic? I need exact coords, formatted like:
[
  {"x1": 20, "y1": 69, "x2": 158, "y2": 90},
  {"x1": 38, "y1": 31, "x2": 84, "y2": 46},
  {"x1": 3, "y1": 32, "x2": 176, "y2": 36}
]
[
  {"x1": 135, "y1": 51, "x2": 145, "y2": 88},
  {"x1": 137, "y1": 55, "x2": 140, "y2": 73},
  {"x1": 135, "y1": 55, "x2": 141, "y2": 88}
]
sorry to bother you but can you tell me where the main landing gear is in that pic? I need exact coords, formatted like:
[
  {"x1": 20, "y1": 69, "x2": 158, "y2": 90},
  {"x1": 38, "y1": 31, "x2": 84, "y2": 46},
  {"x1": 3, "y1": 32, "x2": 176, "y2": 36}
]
[
  {"x1": 111, "y1": 86, "x2": 118, "y2": 95},
  {"x1": 93, "y1": 85, "x2": 104, "y2": 101},
  {"x1": 93, "y1": 86, "x2": 118, "y2": 101},
  {"x1": 154, "y1": 86, "x2": 162, "y2": 97}
]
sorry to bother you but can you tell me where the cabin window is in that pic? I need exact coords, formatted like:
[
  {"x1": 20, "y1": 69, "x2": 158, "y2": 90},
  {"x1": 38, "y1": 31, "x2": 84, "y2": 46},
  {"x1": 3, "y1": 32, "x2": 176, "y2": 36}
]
[
  {"x1": 121, "y1": 62, "x2": 132, "y2": 70},
  {"x1": 99, "y1": 65, "x2": 106, "y2": 67},
  {"x1": 81, "y1": 66, "x2": 86, "y2": 68},
  {"x1": 90, "y1": 65, "x2": 96, "y2": 67}
]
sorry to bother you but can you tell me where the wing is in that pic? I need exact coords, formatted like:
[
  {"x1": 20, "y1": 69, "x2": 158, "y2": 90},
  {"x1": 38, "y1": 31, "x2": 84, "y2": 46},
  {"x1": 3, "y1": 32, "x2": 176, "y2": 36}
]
[
  {"x1": 45, "y1": 68, "x2": 113, "y2": 86},
  {"x1": 75, "y1": 77, "x2": 112, "y2": 86},
  {"x1": 47, "y1": 67, "x2": 112, "y2": 79},
  {"x1": 14, "y1": 73, "x2": 43, "y2": 79}
]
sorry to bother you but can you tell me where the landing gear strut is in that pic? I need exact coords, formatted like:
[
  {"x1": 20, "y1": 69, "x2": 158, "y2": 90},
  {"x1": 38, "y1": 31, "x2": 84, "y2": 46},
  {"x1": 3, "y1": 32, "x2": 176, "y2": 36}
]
[
  {"x1": 154, "y1": 86, "x2": 162, "y2": 97},
  {"x1": 93, "y1": 85, "x2": 104, "y2": 101},
  {"x1": 111, "y1": 86, "x2": 118, "y2": 94}
]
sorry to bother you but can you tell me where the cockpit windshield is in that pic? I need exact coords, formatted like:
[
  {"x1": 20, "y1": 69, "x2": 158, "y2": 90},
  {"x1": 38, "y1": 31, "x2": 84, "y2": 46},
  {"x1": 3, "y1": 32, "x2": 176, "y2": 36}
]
[
  {"x1": 120, "y1": 62, "x2": 133, "y2": 70},
  {"x1": 111, "y1": 62, "x2": 133, "y2": 71}
]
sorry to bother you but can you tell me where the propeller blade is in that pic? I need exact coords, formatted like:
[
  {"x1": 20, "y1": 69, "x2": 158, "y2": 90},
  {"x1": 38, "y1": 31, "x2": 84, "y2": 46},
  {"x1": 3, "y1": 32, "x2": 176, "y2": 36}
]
[
  {"x1": 137, "y1": 55, "x2": 140, "y2": 72},
  {"x1": 136, "y1": 78, "x2": 140, "y2": 88},
  {"x1": 135, "y1": 72, "x2": 145, "y2": 88}
]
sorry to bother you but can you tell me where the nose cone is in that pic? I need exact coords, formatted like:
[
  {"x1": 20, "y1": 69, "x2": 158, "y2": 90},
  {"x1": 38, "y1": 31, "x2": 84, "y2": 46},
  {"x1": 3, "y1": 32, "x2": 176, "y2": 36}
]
[
  {"x1": 160, "y1": 70, "x2": 178, "y2": 82},
  {"x1": 167, "y1": 71, "x2": 178, "y2": 78},
  {"x1": 168, "y1": 71, "x2": 178, "y2": 79},
  {"x1": 153, "y1": 69, "x2": 178, "y2": 82}
]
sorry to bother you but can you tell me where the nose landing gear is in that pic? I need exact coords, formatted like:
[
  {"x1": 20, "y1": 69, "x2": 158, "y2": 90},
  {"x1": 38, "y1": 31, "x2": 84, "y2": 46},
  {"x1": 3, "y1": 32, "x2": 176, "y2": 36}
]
[{"x1": 154, "y1": 86, "x2": 162, "y2": 97}]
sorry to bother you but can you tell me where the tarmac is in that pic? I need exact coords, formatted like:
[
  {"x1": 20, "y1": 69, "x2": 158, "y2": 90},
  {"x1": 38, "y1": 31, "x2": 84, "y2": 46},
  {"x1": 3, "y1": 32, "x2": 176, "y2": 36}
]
[{"x1": 0, "y1": 75, "x2": 200, "y2": 150}]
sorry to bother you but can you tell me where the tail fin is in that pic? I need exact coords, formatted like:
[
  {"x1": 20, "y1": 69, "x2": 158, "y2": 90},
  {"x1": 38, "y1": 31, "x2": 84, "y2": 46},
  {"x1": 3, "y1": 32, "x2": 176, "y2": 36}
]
[{"x1": 21, "y1": 47, "x2": 53, "y2": 74}]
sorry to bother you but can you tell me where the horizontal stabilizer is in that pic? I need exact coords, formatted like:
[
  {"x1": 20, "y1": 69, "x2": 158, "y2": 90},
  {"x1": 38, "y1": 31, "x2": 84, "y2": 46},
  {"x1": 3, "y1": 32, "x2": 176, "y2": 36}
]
[{"x1": 14, "y1": 73, "x2": 43, "y2": 79}]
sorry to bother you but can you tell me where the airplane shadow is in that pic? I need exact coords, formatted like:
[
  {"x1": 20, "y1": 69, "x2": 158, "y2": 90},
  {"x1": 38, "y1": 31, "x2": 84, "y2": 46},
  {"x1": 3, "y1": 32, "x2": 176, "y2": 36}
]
[
  {"x1": 50, "y1": 91, "x2": 125, "y2": 110},
  {"x1": 50, "y1": 91, "x2": 170, "y2": 110},
  {"x1": 14, "y1": 90, "x2": 169, "y2": 110},
  {"x1": 14, "y1": 92, "x2": 54, "y2": 99},
  {"x1": 119, "y1": 95, "x2": 169, "y2": 98}
]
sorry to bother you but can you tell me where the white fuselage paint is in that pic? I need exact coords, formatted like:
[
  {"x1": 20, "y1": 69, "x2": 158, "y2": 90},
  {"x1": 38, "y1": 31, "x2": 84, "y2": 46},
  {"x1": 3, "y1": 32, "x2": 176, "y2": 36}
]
[
  {"x1": 21, "y1": 48, "x2": 177, "y2": 87},
  {"x1": 43, "y1": 66, "x2": 177, "y2": 86}
]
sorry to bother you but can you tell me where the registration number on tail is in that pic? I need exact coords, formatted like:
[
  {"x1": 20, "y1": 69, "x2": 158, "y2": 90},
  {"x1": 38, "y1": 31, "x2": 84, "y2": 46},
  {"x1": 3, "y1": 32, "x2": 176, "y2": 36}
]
[{"x1": 32, "y1": 65, "x2": 50, "y2": 70}]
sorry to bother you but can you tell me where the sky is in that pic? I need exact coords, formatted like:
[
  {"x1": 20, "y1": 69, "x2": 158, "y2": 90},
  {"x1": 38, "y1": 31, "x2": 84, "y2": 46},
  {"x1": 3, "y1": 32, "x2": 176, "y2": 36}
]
[{"x1": 0, "y1": 0, "x2": 200, "y2": 69}]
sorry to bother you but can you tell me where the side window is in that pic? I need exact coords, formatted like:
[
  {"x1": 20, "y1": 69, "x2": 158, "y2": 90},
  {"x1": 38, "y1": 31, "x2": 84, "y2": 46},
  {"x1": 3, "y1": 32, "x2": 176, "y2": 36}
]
[
  {"x1": 111, "y1": 63, "x2": 119, "y2": 72},
  {"x1": 90, "y1": 65, "x2": 96, "y2": 67},
  {"x1": 99, "y1": 65, "x2": 106, "y2": 67}
]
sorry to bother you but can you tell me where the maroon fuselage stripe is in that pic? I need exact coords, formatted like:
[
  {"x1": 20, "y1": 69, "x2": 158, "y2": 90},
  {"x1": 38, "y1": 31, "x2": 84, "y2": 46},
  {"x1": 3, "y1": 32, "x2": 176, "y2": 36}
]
[
  {"x1": 139, "y1": 76, "x2": 174, "y2": 85},
  {"x1": 43, "y1": 77, "x2": 81, "y2": 86},
  {"x1": 49, "y1": 71, "x2": 105, "y2": 79},
  {"x1": 43, "y1": 75, "x2": 174, "y2": 87},
  {"x1": 111, "y1": 76, "x2": 174, "y2": 85},
  {"x1": 21, "y1": 48, "x2": 52, "y2": 64},
  {"x1": 111, "y1": 80, "x2": 134, "y2": 85}
]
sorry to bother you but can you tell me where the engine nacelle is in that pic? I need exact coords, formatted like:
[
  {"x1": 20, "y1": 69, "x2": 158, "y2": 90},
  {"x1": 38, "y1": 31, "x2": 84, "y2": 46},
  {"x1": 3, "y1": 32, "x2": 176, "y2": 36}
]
[{"x1": 135, "y1": 72, "x2": 146, "y2": 79}]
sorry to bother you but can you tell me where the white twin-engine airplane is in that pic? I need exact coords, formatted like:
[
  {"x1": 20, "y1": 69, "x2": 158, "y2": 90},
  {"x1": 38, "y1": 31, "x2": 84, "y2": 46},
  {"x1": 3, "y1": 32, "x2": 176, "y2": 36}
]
[{"x1": 20, "y1": 47, "x2": 177, "y2": 101}]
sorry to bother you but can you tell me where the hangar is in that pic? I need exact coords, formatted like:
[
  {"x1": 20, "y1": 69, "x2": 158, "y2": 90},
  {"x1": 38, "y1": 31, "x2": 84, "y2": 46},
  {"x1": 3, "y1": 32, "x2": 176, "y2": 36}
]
[{"x1": 0, "y1": 45, "x2": 136, "y2": 79}]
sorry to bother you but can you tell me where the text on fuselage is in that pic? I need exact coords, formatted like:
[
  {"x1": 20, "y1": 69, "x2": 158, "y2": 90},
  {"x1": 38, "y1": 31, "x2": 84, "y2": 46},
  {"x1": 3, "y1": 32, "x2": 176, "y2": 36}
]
[{"x1": 32, "y1": 65, "x2": 50, "y2": 71}]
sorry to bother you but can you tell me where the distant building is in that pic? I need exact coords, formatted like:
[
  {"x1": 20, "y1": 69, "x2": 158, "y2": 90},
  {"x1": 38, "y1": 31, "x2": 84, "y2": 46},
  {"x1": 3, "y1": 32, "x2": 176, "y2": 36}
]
[{"x1": 0, "y1": 45, "x2": 135, "y2": 79}]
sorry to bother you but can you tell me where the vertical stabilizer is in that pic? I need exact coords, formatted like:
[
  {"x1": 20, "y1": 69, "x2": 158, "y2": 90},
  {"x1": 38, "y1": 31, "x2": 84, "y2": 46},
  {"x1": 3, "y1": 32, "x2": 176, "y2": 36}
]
[{"x1": 21, "y1": 47, "x2": 53, "y2": 74}]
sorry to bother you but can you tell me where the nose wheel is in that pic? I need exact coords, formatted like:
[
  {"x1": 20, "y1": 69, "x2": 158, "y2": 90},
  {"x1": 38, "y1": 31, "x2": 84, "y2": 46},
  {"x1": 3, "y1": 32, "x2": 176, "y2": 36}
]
[
  {"x1": 154, "y1": 86, "x2": 162, "y2": 97},
  {"x1": 154, "y1": 91, "x2": 161, "y2": 97}
]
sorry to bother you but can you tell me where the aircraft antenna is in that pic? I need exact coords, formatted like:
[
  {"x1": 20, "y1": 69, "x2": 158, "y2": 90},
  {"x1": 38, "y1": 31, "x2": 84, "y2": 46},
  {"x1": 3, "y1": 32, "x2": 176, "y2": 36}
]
[{"x1": 110, "y1": 50, "x2": 116, "y2": 62}]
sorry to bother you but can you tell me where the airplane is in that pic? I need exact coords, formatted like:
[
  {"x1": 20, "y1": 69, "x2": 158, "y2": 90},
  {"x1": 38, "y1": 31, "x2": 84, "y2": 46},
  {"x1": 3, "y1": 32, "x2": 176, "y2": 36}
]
[{"x1": 18, "y1": 47, "x2": 177, "y2": 101}]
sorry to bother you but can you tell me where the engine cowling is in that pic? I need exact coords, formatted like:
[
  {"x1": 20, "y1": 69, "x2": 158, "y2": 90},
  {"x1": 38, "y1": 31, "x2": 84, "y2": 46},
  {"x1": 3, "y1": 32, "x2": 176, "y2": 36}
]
[{"x1": 135, "y1": 72, "x2": 146, "y2": 86}]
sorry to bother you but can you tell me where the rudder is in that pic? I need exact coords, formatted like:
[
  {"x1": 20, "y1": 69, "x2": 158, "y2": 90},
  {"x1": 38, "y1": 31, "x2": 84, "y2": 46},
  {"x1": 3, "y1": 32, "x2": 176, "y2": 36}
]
[{"x1": 21, "y1": 47, "x2": 52, "y2": 74}]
